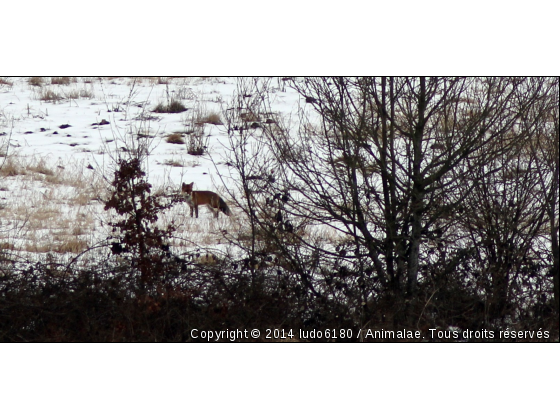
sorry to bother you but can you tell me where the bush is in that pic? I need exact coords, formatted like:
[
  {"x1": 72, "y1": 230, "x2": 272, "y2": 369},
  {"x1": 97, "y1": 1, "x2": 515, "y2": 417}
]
[
  {"x1": 153, "y1": 100, "x2": 187, "y2": 114},
  {"x1": 186, "y1": 126, "x2": 207, "y2": 155},
  {"x1": 39, "y1": 88, "x2": 63, "y2": 102},
  {"x1": 166, "y1": 133, "x2": 185, "y2": 144},
  {"x1": 198, "y1": 112, "x2": 223, "y2": 125},
  {"x1": 51, "y1": 77, "x2": 74, "y2": 85},
  {"x1": 28, "y1": 77, "x2": 44, "y2": 86}
]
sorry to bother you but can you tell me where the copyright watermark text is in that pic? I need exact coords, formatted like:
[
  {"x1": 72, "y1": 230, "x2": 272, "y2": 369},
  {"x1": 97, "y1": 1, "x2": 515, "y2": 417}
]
[{"x1": 190, "y1": 328, "x2": 260, "y2": 342}]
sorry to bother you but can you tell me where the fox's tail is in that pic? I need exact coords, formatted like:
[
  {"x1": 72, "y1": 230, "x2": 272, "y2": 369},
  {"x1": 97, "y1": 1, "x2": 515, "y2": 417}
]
[{"x1": 218, "y1": 197, "x2": 231, "y2": 216}]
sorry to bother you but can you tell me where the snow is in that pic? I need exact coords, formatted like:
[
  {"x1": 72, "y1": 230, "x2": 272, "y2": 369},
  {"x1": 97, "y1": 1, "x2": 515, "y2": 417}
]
[{"x1": 0, "y1": 77, "x2": 299, "y2": 259}]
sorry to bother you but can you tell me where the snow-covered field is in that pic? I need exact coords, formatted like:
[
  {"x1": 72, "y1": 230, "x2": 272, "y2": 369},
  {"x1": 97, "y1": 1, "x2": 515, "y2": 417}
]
[{"x1": 0, "y1": 77, "x2": 299, "y2": 261}]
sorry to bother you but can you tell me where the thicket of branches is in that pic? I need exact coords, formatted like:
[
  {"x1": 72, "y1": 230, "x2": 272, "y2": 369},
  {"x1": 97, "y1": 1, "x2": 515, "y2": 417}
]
[
  {"x1": 218, "y1": 77, "x2": 559, "y2": 335},
  {"x1": 0, "y1": 77, "x2": 558, "y2": 341}
]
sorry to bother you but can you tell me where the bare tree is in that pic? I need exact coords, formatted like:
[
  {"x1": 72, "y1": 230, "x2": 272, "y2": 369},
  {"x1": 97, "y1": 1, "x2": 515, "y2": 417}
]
[
  {"x1": 529, "y1": 78, "x2": 559, "y2": 315},
  {"x1": 243, "y1": 77, "x2": 556, "y2": 326}
]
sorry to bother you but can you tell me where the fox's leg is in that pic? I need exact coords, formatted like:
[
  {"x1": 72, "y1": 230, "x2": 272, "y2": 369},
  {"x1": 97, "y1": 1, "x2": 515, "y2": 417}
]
[
  {"x1": 213, "y1": 199, "x2": 219, "y2": 218},
  {"x1": 185, "y1": 194, "x2": 196, "y2": 218}
]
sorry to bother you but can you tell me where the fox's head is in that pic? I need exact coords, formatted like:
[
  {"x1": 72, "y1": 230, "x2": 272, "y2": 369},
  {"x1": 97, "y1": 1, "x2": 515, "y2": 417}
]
[{"x1": 181, "y1": 182, "x2": 194, "y2": 194}]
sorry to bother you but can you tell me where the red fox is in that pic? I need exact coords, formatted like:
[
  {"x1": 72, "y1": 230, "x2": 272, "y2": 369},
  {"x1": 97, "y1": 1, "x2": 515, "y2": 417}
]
[{"x1": 181, "y1": 182, "x2": 231, "y2": 218}]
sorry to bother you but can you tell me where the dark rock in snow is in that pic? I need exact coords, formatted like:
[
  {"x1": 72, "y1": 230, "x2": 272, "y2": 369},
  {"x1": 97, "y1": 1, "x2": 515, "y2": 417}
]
[{"x1": 92, "y1": 119, "x2": 110, "y2": 126}]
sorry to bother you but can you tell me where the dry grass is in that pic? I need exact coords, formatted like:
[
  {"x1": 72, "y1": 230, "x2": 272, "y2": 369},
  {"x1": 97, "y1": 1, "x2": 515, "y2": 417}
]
[
  {"x1": 29, "y1": 208, "x2": 62, "y2": 225},
  {"x1": 166, "y1": 133, "x2": 185, "y2": 144},
  {"x1": 28, "y1": 77, "x2": 44, "y2": 86},
  {"x1": 34, "y1": 81, "x2": 93, "y2": 101},
  {"x1": 45, "y1": 173, "x2": 65, "y2": 184},
  {"x1": 28, "y1": 158, "x2": 55, "y2": 177},
  {"x1": 54, "y1": 238, "x2": 89, "y2": 254},
  {"x1": 188, "y1": 98, "x2": 222, "y2": 126},
  {"x1": 0, "y1": 78, "x2": 13, "y2": 87},
  {"x1": 51, "y1": 77, "x2": 75, "y2": 85},
  {"x1": 0, "y1": 153, "x2": 105, "y2": 255},
  {"x1": 23, "y1": 238, "x2": 89, "y2": 254},
  {"x1": 71, "y1": 191, "x2": 96, "y2": 206},
  {"x1": 4, "y1": 195, "x2": 98, "y2": 255},
  {"x1": 198, "y1": 112, "x2": 223, "y2": 125},
  {"x1": 163, "y1": 159, "x2": 184, "y2": 167},
  {"x1": 38, "y1": 88, "x2": 63, "y2": 102},
  {"x1": 65, "y1": 88, "x2": 95, "y2": 99},
  {"x1": 0, "y1": 156, "x2": 25, "y2": 177},
  {"x1": 153, "y1": 100, "x2": 187, "y2": 114},
  {"x1": 0, "y1": 242, "x2": 16, "y2": 251}
]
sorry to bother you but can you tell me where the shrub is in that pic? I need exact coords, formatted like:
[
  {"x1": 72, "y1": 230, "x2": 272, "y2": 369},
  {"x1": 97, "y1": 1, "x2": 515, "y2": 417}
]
[
  {"x1": 103, "y1": 157, "x2": 182, "y2": 289},
  {"x1": 51, "y1": 77, "x2": 74, "y2": 85},
  {"x1": 153, "y1": 100, "x2": 187, "y2": 114},
  {"x1": 28, "y1": 77, "x2": 44, "y2": 86},
  {"x1": 198, "y1": 112, "x2": 223, "y2": 125},
  {"x1": 166, "y1": 133, "x2": 185, "y2": 144},
  {"x1": 39, "y1": 88, "x2": 63, "y2": 102},
  {"x1": 186, "y1": 126, "x2": 207, "y2": 156},
  {"x1": 0, "y1": 156, "x2": 24, "y2": 177}
]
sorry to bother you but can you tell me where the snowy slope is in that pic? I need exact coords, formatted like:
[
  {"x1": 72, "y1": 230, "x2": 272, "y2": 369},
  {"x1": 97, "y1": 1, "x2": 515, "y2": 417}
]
[{"x1": 0, "y1": 77, "x2": 300, "y2": 258}]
